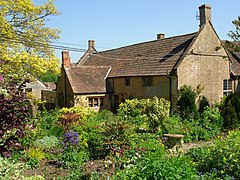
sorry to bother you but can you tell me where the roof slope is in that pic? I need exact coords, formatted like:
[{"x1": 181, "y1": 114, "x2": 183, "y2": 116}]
[
  {"x1": 81, "y1": 32, "x2": 197, "y2": 77},
  {"x1": 65, "y1": 66, "x2": 111, "y2": 94},
  {"x1": 222, "y1": 41, "x2": 240, "y2": 76}
]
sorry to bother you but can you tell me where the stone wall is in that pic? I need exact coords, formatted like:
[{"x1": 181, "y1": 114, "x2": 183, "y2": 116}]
[
  {"x1": 177, "y1": 23, "x2": 230, "y2": 104},
  {"x1": 109, "y1": 76, "x2": 176, "y2": 110}
]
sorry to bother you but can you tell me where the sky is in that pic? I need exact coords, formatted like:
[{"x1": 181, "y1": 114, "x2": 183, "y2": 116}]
[{"x1": 34, "y1": 0, "x2": 240, "y2": 63}]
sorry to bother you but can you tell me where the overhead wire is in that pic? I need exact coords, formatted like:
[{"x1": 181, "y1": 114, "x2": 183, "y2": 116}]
[
  {"x1": 0, "y1": 35, "x2": 184, "y2": 61},
  {"x1": 0, "y1": 35, "x2": 87, "y2": 52}
]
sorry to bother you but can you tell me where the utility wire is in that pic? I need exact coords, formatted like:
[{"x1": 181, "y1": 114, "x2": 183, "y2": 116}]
[{"x1": 0, "y1": 35, "x2": 87, "y2": 52}]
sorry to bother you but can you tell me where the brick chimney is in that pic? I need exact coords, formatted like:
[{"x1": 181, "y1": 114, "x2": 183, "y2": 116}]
[
  {"x1": 199, "y1": 4, "x2": 211, "y2": 27},
  {"x1": 157, "y1": 33, "x2": 165, "y2": 40},
  {"x1": 62, "y1": 50, "x2": 71, "y2": 67},
  {"x1": 88, "y1": 40, "x2": 95, "y2": 51}
]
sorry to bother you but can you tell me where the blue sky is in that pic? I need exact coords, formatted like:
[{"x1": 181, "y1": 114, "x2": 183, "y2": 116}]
[{"x1": 34, "y1": 0, "x2": 240, "y2": 62}]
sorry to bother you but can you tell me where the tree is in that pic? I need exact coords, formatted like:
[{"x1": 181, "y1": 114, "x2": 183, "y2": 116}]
[
  {"x1": 228, "y1": 16, "x2": 240, "y2": 42},
  {"x1": 0, "y1": 0, "x2": 60, "y2": 81},
  {"x1": 39, "y1": 70, "x2": 58, "y2": 82}
]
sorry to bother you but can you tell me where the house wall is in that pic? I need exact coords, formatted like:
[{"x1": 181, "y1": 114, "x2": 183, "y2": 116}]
[
  {"x1": 25, "y1": 80, "x2": 47, "y2": 99},
  {"x1": 41, "y1": 90, "x2": 57, "y2": 104},
  {"x1": 74, "y1": 94, "x2": 106, "y2": 111},
  {"x1": 177, "y1": 23, "x2": 230, "y2": 104},
  {"x1": 109, "y1": 76, "x2": 176, "y2": 110},
  {"x1": 56, "y1": 68, "x2": 74, "y2": 108}
]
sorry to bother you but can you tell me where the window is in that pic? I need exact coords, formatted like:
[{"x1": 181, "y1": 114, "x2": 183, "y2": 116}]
[
  {"x1": 94, "y1": 98, "x2": 98, "y2": 107},
  {"x1": 142, "y1": 77, "x2": 153, "y2": 86},
  {"x1": 223, "y1": 79, "x2": 232, "y2": 96},
  {"x1": 88, "y1": 98, "x2": 93, "y2": 107},
  {"x1": 100, "y1": 98, "x2": 104, "y2": 107},
  {"x1": 125, "y1": 77, "x2": 130, "y2": 86},
  {"x1": 88, "y1": 97, "x2": 104, "y2": 108}
]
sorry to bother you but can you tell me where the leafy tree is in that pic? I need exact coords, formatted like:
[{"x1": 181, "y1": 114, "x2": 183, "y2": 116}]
[
  {"x1": 0, "y1": 0, "x2": 60, "y2": 81},
  {"x1": 228, "y1": 16, "x2": 240, "y2": 42},
  {"x1": 39, "y1": 70, "x2": 58, "y2": 82}
]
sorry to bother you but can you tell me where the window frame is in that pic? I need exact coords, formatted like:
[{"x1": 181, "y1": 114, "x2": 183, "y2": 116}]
[
  {"x1": 223, "y1": 79, "x2": 232, "y2": 96},
  {"x1": 142, "y1": 76, "x2": 153, "y2": 87},
  {"x1": 124, "y1": 77, "x2": 131, "y2": 86}
]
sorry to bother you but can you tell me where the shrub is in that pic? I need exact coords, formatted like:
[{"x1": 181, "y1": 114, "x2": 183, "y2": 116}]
[
  {"x1": 33, "y1": 136, "x2": 58, "y2": 151},
  {"x1": 188, "y1": 130, "x2": 240, "y2": 179},
  {"x1": 118, "y1": 97, "x2": 170, "y2": 132},
  {"x1": 221, "y1": 92, "x2": 240, "y2": 129},
  {"x1": 181, "y1": 106, "x2": 222, "y2": 142},
  {"x1": 0, "y1": 157, "x2": 25, "y2": 180},
  {"x1": 162, "y1": 115, "x2": 182, "y2": 134},
  {"x1": 0, "y1": 80, "x2": 32, "y2": 157},
  {"x1": 35, "y1": 109, "x2": 62, "y2": 138},
  {"x1": 198, "y1": 95, "x2": 210, "y2": 114},
  {"x1": 177, "y1": 85, "x2": 201, "y2": 120},
  {"x1": 114, "y1": 140, "x2": 197, "y2": 179}
]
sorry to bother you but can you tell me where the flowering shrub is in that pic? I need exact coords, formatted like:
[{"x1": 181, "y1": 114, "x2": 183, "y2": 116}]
[
  {"x1": 61, "y1": 130, "x2": 80, "y2": 150},
  {"x1": 118, "y1": 97, "x2": 170, "y2": 132},
  {"x1": 60, "y1": 130, "x2": 89, "y2": 168},
  {"x1": 188, "y1": 130, "x2": 240, "y2": 179}
]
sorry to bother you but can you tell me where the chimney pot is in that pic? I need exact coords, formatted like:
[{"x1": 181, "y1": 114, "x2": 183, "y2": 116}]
[
  {"x1": 62, "y1": 50, "x2": 71, "y2": 67},
  {"x1": 88, "y1": 40, "x2": 95, "y2": 51},
  {"x1": 157, "y1": 33, "x2": 165, "y2": 40},
  {"x1": 199, "y1": 4, "x2": 211, "y2": 27}
]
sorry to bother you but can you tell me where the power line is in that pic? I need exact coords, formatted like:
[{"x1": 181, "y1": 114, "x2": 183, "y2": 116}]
[
  {"x1": 0, "y1": 35, "x2": 109, "y2": 52},
  {"x1": 0, "y1": 35, "x2": 87, "y2": 52}
]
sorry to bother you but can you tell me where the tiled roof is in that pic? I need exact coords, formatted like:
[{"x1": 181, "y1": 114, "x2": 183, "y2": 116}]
[
  {"x1": 81, "y1": 32, "x2": 197, "y2": 77},
  {"x1": 65, "y1": 66, "x2": 111, "y2": 94},
  {"x1": 231, "y1": 52, "x2": 240, "y2": 76},
  {"x1": 222, "y1": 41, "x2": 240, "y2": 76}
]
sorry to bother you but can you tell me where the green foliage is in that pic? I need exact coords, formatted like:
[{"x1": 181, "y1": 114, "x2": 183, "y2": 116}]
[
  {"x1": 228, "y1": 16, "x2": 240, "y2": 42},
  {"x1": 23, "y1": 175, "x2": 45, "y2": 180},
  {"x1": 33, "y1": 136, "x2": 58, "y2": 151},
  {"x1": 222, "y1": 92, "x2": 240, "y2": 129},
  {"x1": 60, "y1": 149, "x2": 89, "y2": 168},
  {"x1": 39, "y1": 71, "x2": 58, "y2": 82},
  {"x1": 188, "y1": 130, "x2": 240, "y2": 179},
  {"x1": 114, "y1": 138, "x2": 196, "y2": 180},
  {"x1": 0, "y1": 157, "x2": 25, "y2": 179},
  {"x1": 35, "y1": 109, "x2": 63, "y2": 138},
  {"x1": 118, "y1": 97, "x2": 170, "y2": 132},
  {"x1": 162, "y1": 115, "x2": 182, "y2": 134},
  {"x1": 0, "y1": 0, "x2": 60, "y2": 81},
  {"x1": 181, "y1": 106, "x2": 222, "y2": 142},
  {"x1": 25, "y1": 148, "x2": 45, "y2": 161},
  {"x1": 177, "y1": 85, "x2": 202, "y2": 120},
  {"x1": 198, "y1": 95, "x2": 210, "y2": 114}
]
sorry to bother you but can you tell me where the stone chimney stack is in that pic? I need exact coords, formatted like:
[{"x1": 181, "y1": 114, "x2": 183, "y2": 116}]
[
  {"x1": 88, "y1": 40, "x2": 95, "y2": 51},
  {"x1": 157, "y1": 33, "x2": 165, "y2": 40},
  {"x1": 199, "y1": 4, "x2": 211, "y2": 27},
  {"x1": 62, "y1": 50, "x2": 71, "y2": 67}
]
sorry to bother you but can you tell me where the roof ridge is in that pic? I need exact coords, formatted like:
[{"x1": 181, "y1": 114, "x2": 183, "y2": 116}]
[{"x1": 95, "y1": 32, "x2": 198, "y2": 54}]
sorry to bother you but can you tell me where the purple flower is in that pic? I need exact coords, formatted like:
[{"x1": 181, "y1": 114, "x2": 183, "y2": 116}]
[{"x1": 62, "y1": 130, "x2": 80, "y2": 150}]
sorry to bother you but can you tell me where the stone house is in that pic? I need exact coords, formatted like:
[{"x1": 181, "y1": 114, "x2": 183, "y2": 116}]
[{"x1": 56, "y1": 4, "x2": 240, "y2": 112}]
